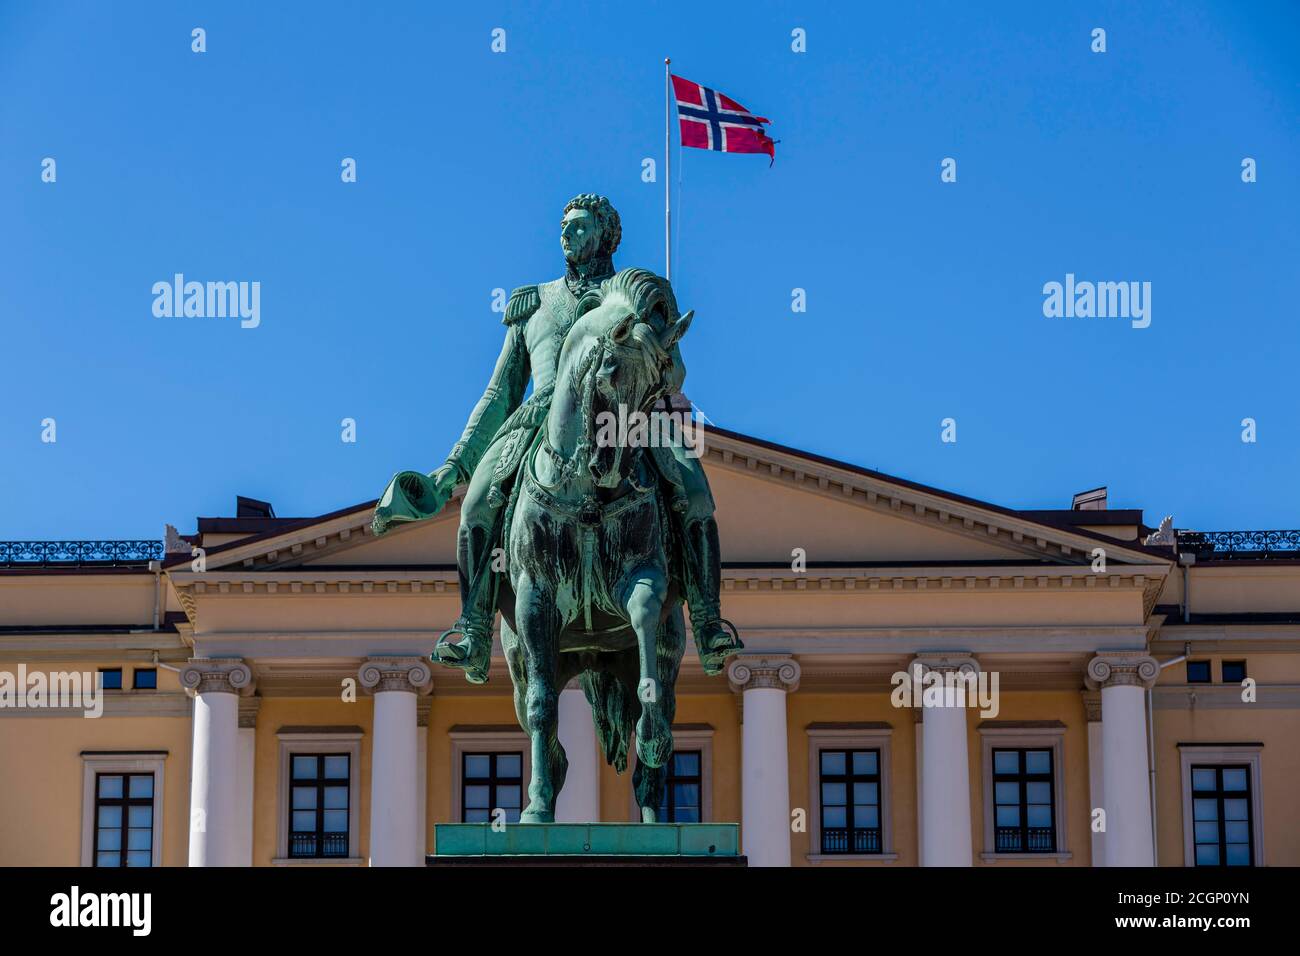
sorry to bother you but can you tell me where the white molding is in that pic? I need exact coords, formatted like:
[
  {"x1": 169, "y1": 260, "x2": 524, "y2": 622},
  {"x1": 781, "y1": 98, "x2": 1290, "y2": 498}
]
[
  {"x1": 274, "y1": 731, "x2": 362, "y2": 861},
  {"x1": 80, "y1": 753, "x2": 167, "y2": 868},
  {"x1": 805, "y1": 725, "x2": 895, "y2": 861},
  {"x1": 627, "y1": 727, "x2": 715, "y2": 822},
  {"x1": 1177, "y1": 744, "x2": 1265, "y2": 867},
  {"x1": 448, "y1": 728, "x2": 531, "y2": 823},
  {"x1": 978, "y1": 724, "x2": 1069, "y2": 862}
]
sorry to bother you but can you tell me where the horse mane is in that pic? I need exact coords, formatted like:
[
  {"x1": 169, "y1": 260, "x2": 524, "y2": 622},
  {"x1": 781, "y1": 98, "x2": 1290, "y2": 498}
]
[{"x1": 598, "y1": 267, "x2": 679, "y2": 327}]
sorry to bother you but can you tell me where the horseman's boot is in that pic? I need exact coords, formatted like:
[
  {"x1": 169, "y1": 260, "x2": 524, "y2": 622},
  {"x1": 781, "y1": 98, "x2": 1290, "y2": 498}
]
[
  {"x1": 681, "y1": 516, "x2": 743, "y2": 676},
  {"x1": 434, "y1": 521, "x2": 498, "y2": 684}
]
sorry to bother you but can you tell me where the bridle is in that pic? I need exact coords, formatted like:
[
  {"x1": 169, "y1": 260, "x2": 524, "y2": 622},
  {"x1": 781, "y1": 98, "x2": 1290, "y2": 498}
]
[{"x1": 541, "y1": 321, "x2": 672, "y2": 488}]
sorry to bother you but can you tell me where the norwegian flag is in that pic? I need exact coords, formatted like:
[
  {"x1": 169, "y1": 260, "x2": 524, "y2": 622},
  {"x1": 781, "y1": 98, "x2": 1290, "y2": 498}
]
[{"x1": 671, "y1": 74, "x2": 776, "y2": 164}]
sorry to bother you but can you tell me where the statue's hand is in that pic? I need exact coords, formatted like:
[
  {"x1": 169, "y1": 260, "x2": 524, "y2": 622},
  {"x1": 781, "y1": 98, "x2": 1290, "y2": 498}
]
[
  {"x1": 372, "y1": 465, "x2": 459, "y2": 536},
  {"x1": 426, "y1": 464, "x2": 459, "y2": 508}
]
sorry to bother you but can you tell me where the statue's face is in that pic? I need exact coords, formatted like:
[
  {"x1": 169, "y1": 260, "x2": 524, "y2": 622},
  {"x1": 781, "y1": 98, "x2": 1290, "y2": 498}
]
[{"x1": 561, "y1": 207, "x2": 601, "y2": 264}]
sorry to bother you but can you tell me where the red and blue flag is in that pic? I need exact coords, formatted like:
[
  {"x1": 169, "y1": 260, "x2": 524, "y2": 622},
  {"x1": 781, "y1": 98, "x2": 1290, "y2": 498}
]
[{"x1": 671, "y1": 74, "x2": 776, "y2": 164}]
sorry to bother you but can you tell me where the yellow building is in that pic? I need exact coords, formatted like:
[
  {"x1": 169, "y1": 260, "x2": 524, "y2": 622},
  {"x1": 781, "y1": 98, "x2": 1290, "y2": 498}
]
[{"x1": 1, "y1": 425, "x2": 1296, "y2": 867}]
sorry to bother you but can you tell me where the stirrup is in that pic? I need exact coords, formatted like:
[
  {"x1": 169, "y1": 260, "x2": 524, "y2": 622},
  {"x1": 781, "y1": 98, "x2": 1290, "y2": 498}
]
[
  {"x1": 433, "y1": 622, "x2": 490, "y2": 684},
  {"x1": 696, "y1": 617, "x2": 740, "y2": 646}
]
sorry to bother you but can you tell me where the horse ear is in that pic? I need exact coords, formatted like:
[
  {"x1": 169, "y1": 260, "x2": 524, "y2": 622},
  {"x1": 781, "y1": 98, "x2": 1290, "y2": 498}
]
[
  {"x1": 659, "y1": 309, "x2": 693, "y2": 350},
  {"x1": 611, "y1": 313, "x2": 636, "y2": 343}
]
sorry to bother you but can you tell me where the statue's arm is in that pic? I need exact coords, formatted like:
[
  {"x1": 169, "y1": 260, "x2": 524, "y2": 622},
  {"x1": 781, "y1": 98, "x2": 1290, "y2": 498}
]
[{"x1": 443, "y1": 320, "x2": 531, "y2": 483}]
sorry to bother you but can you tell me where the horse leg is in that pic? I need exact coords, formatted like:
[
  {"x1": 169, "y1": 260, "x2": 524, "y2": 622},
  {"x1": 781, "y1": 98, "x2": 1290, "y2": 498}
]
[
  {"x1": 633, "y1": 757, "x2": 667, "y2": 823},
  {"x1": 515, "y1": 575, "x2": 562, "y2": 823},
  {"x1": 633, "y1": 606, "x2": 686, "y2": 822},
  {"x1": 546, "y1": 656, "x2": 587, "y2": 810},
  {"x1": 624, "y1": 568, "x2": 671, "y2": 770}
]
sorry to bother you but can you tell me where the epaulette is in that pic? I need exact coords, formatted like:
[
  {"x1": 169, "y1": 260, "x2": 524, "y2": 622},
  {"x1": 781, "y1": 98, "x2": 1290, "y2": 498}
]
[{"x1": 503, "y1": 285, "x2": 541, "y2": 325}]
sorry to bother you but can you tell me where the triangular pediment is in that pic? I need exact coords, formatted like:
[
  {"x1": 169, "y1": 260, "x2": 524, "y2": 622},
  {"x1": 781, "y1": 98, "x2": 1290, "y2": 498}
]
[{"x1": 180, "y1": 427, "x2": 1169, "y2": 575}]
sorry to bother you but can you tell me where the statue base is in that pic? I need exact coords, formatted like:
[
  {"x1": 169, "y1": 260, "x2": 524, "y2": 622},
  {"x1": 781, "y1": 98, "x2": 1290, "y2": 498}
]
[{"x1": 429, "y1": 822, "x2": 745, "y2": 866}]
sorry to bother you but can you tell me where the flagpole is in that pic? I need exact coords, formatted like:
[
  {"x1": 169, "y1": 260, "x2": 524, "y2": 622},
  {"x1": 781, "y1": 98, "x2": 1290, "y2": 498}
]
[{"x1": 664, "y1": 57, "x2": 672, "y2": 282}]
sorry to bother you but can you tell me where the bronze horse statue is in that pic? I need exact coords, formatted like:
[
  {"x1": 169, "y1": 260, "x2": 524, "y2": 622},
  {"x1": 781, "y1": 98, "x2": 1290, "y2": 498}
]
[{"x1": 496, "y1": 268, "x2": 694, "y2": 822}]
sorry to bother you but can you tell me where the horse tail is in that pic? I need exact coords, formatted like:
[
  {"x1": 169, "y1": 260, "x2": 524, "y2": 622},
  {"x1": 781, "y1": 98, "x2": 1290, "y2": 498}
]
[{"x1": 580, "y1": 668, "x2": 636, "y2": 774}]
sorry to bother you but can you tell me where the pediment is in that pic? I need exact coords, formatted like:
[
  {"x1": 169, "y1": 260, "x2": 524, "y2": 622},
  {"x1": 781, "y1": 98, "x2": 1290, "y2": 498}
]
[{"x1": 182, "y1": 427, "x2": 1169, "y2": 574}]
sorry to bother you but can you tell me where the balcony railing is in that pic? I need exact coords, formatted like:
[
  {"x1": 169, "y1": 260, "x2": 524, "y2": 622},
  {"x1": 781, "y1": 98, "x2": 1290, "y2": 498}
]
[
  {"x1": 821, "y1": 827, "x2": 881, "y2": 854},
  {"x1": 288, "y1": 832, "x2": 349, "y2": 858},
  {"x1": 996, "y1": 826, "x2": 1055, "y2": 853},
  {"x1": 1176, "y1": 530, "x2": 1300, "y2": 561},
  {"x1": 0, "y1": 540, "x2": 164, "y2": 568}
]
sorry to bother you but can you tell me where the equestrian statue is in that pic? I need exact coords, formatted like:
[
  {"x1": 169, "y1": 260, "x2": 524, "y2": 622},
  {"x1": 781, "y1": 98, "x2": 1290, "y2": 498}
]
[{"x1": 371, "y1": 193, "x2": 743, "y2": 822}]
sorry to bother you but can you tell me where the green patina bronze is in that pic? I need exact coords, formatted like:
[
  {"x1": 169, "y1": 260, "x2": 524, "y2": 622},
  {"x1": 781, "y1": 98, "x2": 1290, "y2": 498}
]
[
  {"x1": 434, "y1": 822, "x2": 740, "y2": 857},
  {"x1": 372, "y1": 194, "x2": 742, "y2": 822}
]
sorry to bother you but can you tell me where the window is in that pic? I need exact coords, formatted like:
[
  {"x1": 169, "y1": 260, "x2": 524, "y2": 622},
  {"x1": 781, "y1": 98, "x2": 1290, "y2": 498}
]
[
  {"x1": 461, "y1": 752, "x2": 523, "y2": 823},
  {"x1": 81, "y1": 753, "x2": 166, "y2": 867},
  {"x1": 132, "y1": 668, "x2": 157, "y2": 690},
  {"x1": 818, "y1": 749, "x2": 881, "y2": 854},
  {"x1": 806, "y1": 724, "x2": 895, "y2": 861},
  {"x1": 98, "y1": 668, "x2": 122, "y2": 690},
  {"x1": 93, "y1": 772, "x2": 155, "y2": 867},
  {"x1": 274, "y1": 730, "x2": 361, "y2": 864},
  {"x1": 656, "y1": 750, "x2": 702, "y2": 823},
  {"x1": 978, "y1": 723, "x2": 1070, "y2": 862},
  {"x1": 992, "y1": 749, "x2": 1056, "y2": 853},
  {"x1": 1221, "y1": 661, "x2": 1246, "y2": 684},
  {"x1": 1191, "y1": 765, "x2": 1253, "y2": 866},
  {"x1": 288, "y1": 753, "x2": 351, "y2": 858},
  {"x1": 1186, "y1": 660, "x2": 1211, "y2": 683}
]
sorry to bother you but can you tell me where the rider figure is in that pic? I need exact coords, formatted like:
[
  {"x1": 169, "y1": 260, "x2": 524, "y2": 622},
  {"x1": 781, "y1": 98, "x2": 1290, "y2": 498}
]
[{"x1": 372, "y1": 193, "x2": 742, "y2": 683}]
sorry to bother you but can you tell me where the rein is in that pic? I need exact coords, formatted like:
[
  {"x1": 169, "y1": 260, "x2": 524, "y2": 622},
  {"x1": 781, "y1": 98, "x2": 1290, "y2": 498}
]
[{"x1": 540, "y1": 329, "x2": 670, "y2": 489}]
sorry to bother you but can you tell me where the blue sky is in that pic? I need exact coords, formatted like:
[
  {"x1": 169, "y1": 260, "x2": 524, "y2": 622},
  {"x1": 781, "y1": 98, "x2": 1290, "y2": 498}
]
[{"x1": 2, "y1": 0, "x2": 1297, "y2": 538}]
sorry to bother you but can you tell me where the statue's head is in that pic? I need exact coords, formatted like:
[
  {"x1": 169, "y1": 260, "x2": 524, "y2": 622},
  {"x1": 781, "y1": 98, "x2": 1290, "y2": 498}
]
[{"x1": 561, "y1": 193, "x2": 621, "y2": 266}]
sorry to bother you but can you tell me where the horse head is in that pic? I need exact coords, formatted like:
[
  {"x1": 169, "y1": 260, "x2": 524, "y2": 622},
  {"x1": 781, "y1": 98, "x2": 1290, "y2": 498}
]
[{"x1": 557, "y1": 268, "x2": 693, "y2": 490}]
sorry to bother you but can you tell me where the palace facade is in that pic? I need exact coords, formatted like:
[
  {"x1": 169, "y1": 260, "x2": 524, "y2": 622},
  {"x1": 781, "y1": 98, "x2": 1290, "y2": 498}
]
[{"x1": 2, "y1": 425, "x2": 1297, "y2": 867}]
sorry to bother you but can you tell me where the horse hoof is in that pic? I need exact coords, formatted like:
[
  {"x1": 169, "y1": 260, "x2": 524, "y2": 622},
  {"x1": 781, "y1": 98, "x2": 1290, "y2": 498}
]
[{"x1": 520, "y1": 807, "x2": 554, "y2": 824}]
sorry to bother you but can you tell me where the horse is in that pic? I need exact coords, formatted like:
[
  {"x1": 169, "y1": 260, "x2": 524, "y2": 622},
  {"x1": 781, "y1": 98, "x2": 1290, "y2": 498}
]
[{"x1": 497, "y1": 267, "x2": 694, "y2": 823}]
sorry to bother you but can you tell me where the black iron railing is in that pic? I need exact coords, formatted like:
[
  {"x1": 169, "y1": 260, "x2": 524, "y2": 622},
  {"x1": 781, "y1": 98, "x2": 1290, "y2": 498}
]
[
  {"x1": 1176, "y1": 530, "x2": 1300, "y2": 561},
  {"x1": 0, "y1": 540, "x2": 164, "y2": 568},
  {"x1": 996, "y1": 827, "x2": 1055, "y2": 852},
  {"x1": 289, "y1": 832, "x2": 348, "y2": 858},
  {"x1": 821, "y1": 827, "x2": 881, "y2": 854}
]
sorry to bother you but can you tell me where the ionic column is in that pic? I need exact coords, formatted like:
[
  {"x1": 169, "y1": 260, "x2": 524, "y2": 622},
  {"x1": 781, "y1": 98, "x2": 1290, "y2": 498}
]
[
  {"x1": 555, "y1": 683, "x2": 600, "y2": 822},
  {"x1": 235, "y1": 697, "x2": 260, "y2": 867},
  {"x1": 1086, "y1": 652, "x2": 1158, "y2": 866},
  {"x1": 416, "y1": 698, "x2": 431, "y2": 858},
  {"x1": 728, "y1": 655, "x2": 801, "y2": 867},
  {"x1": 914, "y1": 655, "x2": 976, "y2": 866},
  {"x1": 1082, "y1": 690, "x2": 1104, "y2": 867},
  {"x1": 181, "y1": 659, "x2": 255, "y2": 867},
  {"x1": 359, "y1": 657, "x2": 432, "y2": 867}
]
